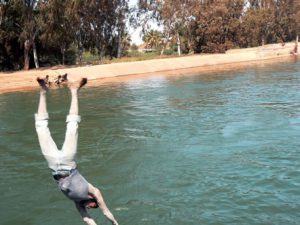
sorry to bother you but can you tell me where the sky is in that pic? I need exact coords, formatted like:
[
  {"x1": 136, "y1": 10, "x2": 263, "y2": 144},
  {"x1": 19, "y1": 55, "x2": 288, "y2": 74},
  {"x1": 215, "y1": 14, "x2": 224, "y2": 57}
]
[
  {"x1": 127, "y1": 0, "x2": 162, "y2": 45},
  {"x1": 129, "y1": 26, "x2": 144, "y2": 45},
  {"x1": 128, "y1": 0, "x2": 141, "y2": 45}
]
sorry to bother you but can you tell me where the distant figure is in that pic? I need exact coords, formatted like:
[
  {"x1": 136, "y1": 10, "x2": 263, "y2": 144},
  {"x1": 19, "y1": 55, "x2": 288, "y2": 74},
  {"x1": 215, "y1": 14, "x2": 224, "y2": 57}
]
[{"x1": 35, "y1": 76, "x2": 118, "y2": 225}]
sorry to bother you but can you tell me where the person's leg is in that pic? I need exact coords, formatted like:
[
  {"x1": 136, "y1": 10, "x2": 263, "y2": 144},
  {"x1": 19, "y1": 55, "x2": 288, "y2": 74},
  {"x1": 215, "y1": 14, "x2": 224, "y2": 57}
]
[
  {"x1": 37, "y1": 77, "x2": 48, "y2": 115},
  {"x1": 88, "y1": 183, "x2": 118, "y2": 225},
  {"x1": 35, "y1": 77, "x2": 59, "y2": 168},
  {"x1": 62, "y1": 78, "x2": 87, "y2": 159}
]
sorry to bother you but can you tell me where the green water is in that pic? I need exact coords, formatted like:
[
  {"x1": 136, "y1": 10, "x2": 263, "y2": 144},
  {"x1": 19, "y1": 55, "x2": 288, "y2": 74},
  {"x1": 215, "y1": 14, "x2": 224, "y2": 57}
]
[{"x1": 1, "y1": 60, "x2": 300, "y2": 225}]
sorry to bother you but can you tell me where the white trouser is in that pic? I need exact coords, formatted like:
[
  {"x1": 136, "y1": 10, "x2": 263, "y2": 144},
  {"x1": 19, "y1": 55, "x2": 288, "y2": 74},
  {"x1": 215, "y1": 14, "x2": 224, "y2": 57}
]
[{"x1": 35, "y1": 113, "x2": 81, "y2": 173}]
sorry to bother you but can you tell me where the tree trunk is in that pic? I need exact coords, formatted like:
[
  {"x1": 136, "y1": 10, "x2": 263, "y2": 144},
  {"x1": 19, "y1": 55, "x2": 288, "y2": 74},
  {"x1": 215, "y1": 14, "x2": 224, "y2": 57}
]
[
  {"x1": 77, "y1": 31, "x2": 83, "y2": 64},
  {"x1": 187, "y1": 38, "x2": 193, "y2": 54},
  {"x1": 160, "y1": 45, "x2": 165, "y2": 55},
  {"x1": 117, "y1": 29, "x2": 122, "y2": 58},
  {"x1": 62, "y1": 51, "x2": 65, "y2": 65},
  {"x1": 61, "y1": 44, "x2": 66, "y2": 65},
  {"x1": 78, "y1": 43, "x2": 83, "y2": 64},
  {"x1": 294, "y1": 34, "x2": 298, "y2": 54},
  {"x1": 32, "y1": 41, "x2": 39, "y2": 69},
  {"x1": 99, "y1": 48, "x2": 105, "y2": 62},
  {"x1": 261, "y1": 36, "x2": 265, "y2": 46},
  {"x1": 177, "y1": 33, "x2": 181, "y2": 56},
  {"x1": 24, "y1": 39, "x2": 31, "y2": 70}
]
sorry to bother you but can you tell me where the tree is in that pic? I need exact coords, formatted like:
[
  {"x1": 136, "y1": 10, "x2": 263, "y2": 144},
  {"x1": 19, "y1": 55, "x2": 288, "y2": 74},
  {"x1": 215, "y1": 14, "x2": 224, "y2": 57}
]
[
  {"x1": 242, "y1": 0, "x2": 297, "y2": 46},
  {"x1": 121, "y1": 31, "x2": 132, "y2": 53},
  {"x1": 19, "y1": 0, "x2": 40, "y2": 70},
  {"x1": 137, "y1": 0, "x2": 199, "y2": 55},
  {"x1": 1, "y1": 0, "x2": 130, "y2": 70},
  {"x1": 0, "y1": 0, "x2": 23, "y2": 70},
  {"x1": 191, "y1": 0, "x2": 244, "y2": 53},
  {"x1": 77, "y1": 0, "x2": 128, "y2": 60},
  {"x1": 294, "y1": 0, "x2": 300, "y2": 51},
  {"x1": 241, "y1": 6, "x2": 276, "y2": 47},
  {"x1": 116, "y1": 2, "x2": 128, "y2": 58},
  {"x1": 143, "y1": 29, "x2": 162, "y2": 49},
  {"x1": 130, "y1": 43, "x2": 138, "y2": 51},
  {"x1": 138, "y1": 0, "x2": 299, "y2": 54},
  {"x1": 39, "y1": 0, "x2": 74, "y2": 65}
]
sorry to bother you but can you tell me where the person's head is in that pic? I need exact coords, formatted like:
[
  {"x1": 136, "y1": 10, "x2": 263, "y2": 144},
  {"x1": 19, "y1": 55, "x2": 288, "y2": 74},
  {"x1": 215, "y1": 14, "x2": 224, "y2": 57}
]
[{"x1": 80, "y1": 198, "x2": 99, "y2": 209}]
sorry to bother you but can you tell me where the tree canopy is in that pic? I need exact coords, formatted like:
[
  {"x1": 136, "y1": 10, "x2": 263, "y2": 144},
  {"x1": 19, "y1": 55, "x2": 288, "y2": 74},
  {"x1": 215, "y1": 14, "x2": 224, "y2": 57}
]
[
  {"x1": 0, "y1": 0, "x2": 129, "y2": 70},
  {"x1": 138, "y1": 0, "x2": 299, "y2": 54},
  {"x1": 0, "y1": 0, "x2": 299, "y2": 71}
]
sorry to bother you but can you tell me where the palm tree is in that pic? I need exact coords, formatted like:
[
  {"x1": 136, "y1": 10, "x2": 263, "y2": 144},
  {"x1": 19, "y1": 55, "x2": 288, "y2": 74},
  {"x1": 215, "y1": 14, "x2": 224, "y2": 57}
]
[
  {"x1": 122, "y1": 32, "x2": 132, "y2": 51},
  {"x1": 143, "y1": 30, "x2": 162, "y2": 49},
  {"x1": 117, "y1": 31, "x2": 131, "y2": 57}
]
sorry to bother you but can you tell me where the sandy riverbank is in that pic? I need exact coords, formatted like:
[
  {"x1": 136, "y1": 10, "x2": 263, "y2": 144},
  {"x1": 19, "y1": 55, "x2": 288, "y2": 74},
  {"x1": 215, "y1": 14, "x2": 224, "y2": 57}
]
[{"x1": 0, "y1": 42, "x2": 298, "y2": 94}]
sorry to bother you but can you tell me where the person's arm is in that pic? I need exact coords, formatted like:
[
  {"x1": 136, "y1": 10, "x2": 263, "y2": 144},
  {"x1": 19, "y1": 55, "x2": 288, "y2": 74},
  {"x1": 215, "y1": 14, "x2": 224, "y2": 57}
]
[
  {"x1": 75, "y1": 202, "x2": 97, "y2": 225},
  {"x1": 88, "y1": 183, "x2": 119, "y2": 225}
]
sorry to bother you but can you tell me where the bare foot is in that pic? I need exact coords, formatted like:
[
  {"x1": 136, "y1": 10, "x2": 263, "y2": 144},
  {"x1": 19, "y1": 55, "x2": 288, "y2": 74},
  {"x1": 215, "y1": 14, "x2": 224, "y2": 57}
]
[
  {"x1": 37, "y1": 75, "x2": 50, "y2": 91},
  {"x1": 54, "y1": 75, "x2": 61, "y2": 86},
  {"x1": 61, "y1": 73, "x2": 68, "y2": 83},
  {"x1": 69, "y1": 78, "x2": 88, "y2": 91},
  {"x1": 54, "y1": 73, "x2": 68, "y2": 86},
  {"x1": 79, "y1": 78, "x2": 87, "y2": 89}
]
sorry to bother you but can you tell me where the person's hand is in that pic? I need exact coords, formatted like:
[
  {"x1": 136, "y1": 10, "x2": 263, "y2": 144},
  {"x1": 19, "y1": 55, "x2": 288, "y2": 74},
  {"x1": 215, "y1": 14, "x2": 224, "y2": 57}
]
[{"x1": 83, "y1": 217, "x2": 97, "y2": 225}]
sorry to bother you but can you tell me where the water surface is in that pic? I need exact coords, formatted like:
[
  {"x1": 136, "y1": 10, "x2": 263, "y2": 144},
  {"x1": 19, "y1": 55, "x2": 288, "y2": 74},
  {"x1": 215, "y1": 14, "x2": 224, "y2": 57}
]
[{"x1": 1, "y1": 59, "x2": 300, "y2": 225}]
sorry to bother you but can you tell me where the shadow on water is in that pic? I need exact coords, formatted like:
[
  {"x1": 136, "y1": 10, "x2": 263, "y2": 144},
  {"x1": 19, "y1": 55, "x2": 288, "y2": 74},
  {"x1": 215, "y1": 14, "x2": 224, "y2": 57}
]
[{"x1": 1, "y1": 58, "x2": 300, "y2": 225}]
